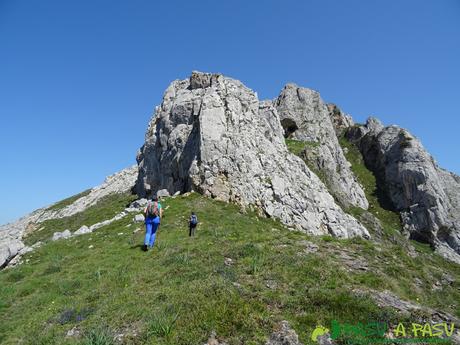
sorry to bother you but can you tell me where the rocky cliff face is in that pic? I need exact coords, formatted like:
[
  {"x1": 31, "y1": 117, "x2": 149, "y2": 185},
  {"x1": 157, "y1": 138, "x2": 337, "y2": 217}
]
[
  {"x1": 274, "y1": 84, "x2": 368, "y2": 210},
  {"x1": 136, "y1": 71, "x2": 369, "y2": 238},
  {"x1": 347, "y1": 118, "x2": 460, "y2": 263}
]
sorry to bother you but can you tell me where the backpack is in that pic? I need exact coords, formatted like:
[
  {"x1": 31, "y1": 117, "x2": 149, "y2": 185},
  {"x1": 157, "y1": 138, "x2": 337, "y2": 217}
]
[
  {"x1": 147, "y1": 201, "x2": 159, "y2": 218},
  {"x1": 190, "y1": 214, "x2": 198, "y2": 225}
]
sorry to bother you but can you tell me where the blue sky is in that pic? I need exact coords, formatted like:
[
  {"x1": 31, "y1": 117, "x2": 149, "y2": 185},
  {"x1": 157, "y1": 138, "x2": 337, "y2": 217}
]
[{"x1": 0, "y1": 0, "x2": 459, "y2": 225}]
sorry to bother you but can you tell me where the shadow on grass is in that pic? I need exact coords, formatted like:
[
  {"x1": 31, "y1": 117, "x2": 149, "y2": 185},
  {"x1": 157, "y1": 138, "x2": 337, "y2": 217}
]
[{"x1": 130, "y1": 244, "x2": 145, "y2": 251}]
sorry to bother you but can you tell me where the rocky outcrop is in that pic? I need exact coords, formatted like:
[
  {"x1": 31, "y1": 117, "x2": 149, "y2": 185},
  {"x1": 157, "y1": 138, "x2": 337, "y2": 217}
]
[
  {"x1": 274, "y1": 84, "x2": 368, "y2": 210},
  {"x1": 0, "y1": 209, "x2": 42, "y2": 268},
  {"x1": 266, "y1": 321, "x2": 303, "y2": 345},
  {"x1": 52, "y1": 230, "x2": 72, "y2": 241},
  {"x1": 0, "y1": 166, "x2": 138, "y2": 269},
  {"x1": 0, "y1": 237, "x2": 24, "y2": 269},
  {"x1": 327, "y1": 103, "x2": 354, "y2": 136},
  {"x1": 36, "y1": 165, "x2": 138, "y2": 222},
  {"x1": 136, "y1": 71, "x2": 369, "y2": 238},
  {"x1": 348, "y1": 118, "x2": 460, "y2": 263},
  {"x1": 353, "y1": 289, "x2": 460, "y2": 325}
]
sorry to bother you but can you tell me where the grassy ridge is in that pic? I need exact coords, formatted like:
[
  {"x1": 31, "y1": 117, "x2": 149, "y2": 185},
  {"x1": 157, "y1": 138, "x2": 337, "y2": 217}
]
[
  {"x1": 46, "y1": 189, "x2": 92, "y2": 212},
  {"x1": 25, "y1": 193, "x2": 138, "y2": 246},
  {"x1": 1, "y1": 192, "x2": 459, "y2": 344}
]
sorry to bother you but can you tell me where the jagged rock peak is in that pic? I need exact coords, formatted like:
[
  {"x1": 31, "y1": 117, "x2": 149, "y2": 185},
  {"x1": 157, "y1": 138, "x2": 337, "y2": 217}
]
[
  {"x1": 274, "y1": 83, "x2": 368, "y2": 210},
  {"x1": 327, "y1": 103, "x2": 354, "y2": 136},
  {"x1": 136, "y1": 71, "x2": 370, "y2": 239},
  {"x1": 189, "y1": 70, "x2": 222, "y2": 89}
]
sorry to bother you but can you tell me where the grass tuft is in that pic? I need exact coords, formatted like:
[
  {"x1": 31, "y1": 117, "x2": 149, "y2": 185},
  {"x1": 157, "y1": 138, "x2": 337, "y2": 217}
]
[{"x1": 82, "y1": 325, "x2": 115, "y2": 345}]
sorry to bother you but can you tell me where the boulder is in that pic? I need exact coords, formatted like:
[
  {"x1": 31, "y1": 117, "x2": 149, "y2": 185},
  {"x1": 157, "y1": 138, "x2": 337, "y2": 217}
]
[
  {"x1": 52, "y1": 230, "x2": 72, "y2": 241},
  {"x1": 136, "y1": 72, "x2": 369, "y2": 238},
  {"x1": 73, "y1": 225, "x2": 92, "y2": 236},
  {"x1": 156, "y1": 189, "x2": 170, "y2": 198},
  {"x1": 134, "y1": 214, "x2": 145, "y2": 223},
  {"x1": 274, "y1": 84, "x2": 368, "y2": 210},
  {"x1": 0, "y1": 238, "x2": 24, "y2": 268},
  {"x1": 130, "y1": 198, "x2": 148, "y2": 209}
]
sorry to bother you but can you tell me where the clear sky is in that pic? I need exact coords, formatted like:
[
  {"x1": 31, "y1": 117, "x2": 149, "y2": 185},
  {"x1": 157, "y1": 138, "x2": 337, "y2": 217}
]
[{"x1": 0, "y1": 0, "x2": 459, "y2": 225}]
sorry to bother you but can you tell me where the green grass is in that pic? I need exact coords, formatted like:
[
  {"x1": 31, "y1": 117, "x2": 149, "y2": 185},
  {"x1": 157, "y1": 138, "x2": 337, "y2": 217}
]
[
  {"x1": 1, "y1": 192, "x2": 459, "y2": 344},
  {"x1": 25, "y1": 192, "x2": 138, "y2": 246},
  {"x1": 285, "y1": 139, "x2": 320, "y2": 156},
  {"x1": 285, "y1": 139, "x2": 307, "y2": 156},
  {"x1": 285, "y1": 134, "x2": 402, "y2": 238},
  {"x1": 47, "y1": 190, "x2": 92, "y2": 212},
  {"x1": 338, "y1": 135, "x2": 402, "y2": 237}
]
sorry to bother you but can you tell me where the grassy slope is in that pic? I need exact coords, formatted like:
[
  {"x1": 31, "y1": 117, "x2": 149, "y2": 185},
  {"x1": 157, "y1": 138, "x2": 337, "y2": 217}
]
[
  {"x1": 0, "y1": 138, "x2": 458, "y2": 344},
  {"x1": 46, "y1": 190, "x2": 92, "y2": 212},
  {"x1": 285, "y1": 138, "x2": 460, "y2": 318},
  {"x1": 0, "y1": 190, "x2": 459, "y2": 345},
  {"x1": 25, "y1": 193, "x2": 137, "y2": 246}
]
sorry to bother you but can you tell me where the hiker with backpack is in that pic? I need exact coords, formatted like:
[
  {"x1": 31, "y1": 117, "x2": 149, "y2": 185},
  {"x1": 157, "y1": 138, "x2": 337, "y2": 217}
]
[
  {"x1": 143, "y1": 196, "x2": 162, "y2": 251},
  {"x1": 189, "y1": 212, "x2": 198, "y2": 237}
]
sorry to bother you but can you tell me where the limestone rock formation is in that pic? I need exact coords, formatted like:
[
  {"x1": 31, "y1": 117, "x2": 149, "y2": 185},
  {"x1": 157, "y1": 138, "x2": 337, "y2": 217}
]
[
  {"x1": 136, "y1": 71, "x2": 369, "y2": 238},
  {"x1": 347, "y1": 118, "x2": 460, "y2": 263},
  {"x1": 52, "y1": 230, "x2": 72, "y2": 241},
  {"x1": 0, "y1": 237, "x2": 24, "y2": 269},
  {"x1": 36, "y1": 165, "x2": 138, "y2": 222},
  {"x1": 327, "y1": 103, "x2": 354, "y2": 136},
  {"x1": 73, "y1": 225, "x2": 91, "y2": 236},
  {"x1": 274, "y1": 84, "x2": 368, "y2": 210}
]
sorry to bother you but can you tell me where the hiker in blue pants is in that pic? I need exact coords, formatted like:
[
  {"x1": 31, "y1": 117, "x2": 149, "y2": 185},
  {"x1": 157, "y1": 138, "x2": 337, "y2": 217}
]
[{"x1": 143, "y1": 196, "x2": 162, "y2": 251}]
